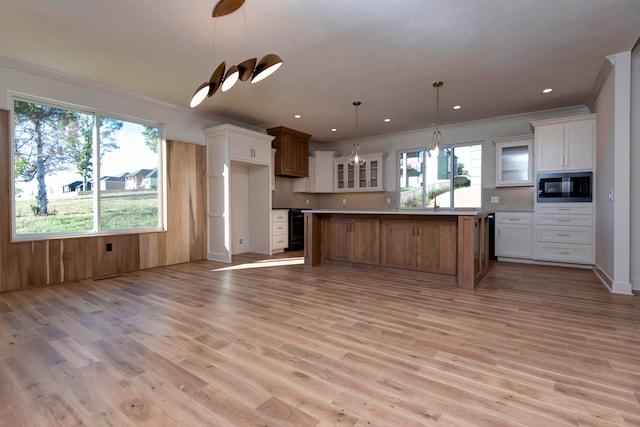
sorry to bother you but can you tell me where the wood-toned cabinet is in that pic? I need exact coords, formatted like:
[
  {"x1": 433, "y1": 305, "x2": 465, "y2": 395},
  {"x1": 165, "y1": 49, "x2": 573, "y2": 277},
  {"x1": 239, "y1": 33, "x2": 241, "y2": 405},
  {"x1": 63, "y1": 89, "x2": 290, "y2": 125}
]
[
  {"x1": 532, "y1": 114, "x2": 595, "y2": 172},
  {"x1": 381, "y1": 218, "x2": 457, "y2": 275},
  {"x1": 334, "y1": 152, "x2": 384, "y2": 192},
  {"x1": 305, "y1": 212, "x2": 489, "y2": 289},
  {"x1": 267, "y1": 126, "x2": 311, "y2": 177},
  {"x1": 321, "y1": 216, "x2": 380, "y2": 265}
]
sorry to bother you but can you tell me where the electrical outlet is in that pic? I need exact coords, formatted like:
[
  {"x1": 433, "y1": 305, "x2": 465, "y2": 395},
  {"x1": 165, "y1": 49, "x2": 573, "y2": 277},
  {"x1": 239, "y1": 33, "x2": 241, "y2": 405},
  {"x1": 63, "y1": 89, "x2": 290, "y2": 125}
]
[
  {"x1": 306, "y1": 198, "x2": 310, "y2": 205},
  {"x1": 386, "y1": 198, "x2": 391, "y2": 204},
  {"x1": 342, "y1": 198, "x2": 346, "y2": 205},
  {"x1": 491, "y1": 196, "x2": 499, "y2": 204},
  {"x1": 238, "y1": 238, "x2": 244, "y2": 245},
  {"x1": 106, "y1": 243, "x2": 112, "y2": 252}
]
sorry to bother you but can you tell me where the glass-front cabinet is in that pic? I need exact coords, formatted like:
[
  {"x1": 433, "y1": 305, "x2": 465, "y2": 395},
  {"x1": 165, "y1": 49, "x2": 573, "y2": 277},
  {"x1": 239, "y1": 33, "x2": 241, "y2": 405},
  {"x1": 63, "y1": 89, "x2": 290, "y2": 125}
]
[
  {"x1": 494, "y1": 135, "x2": 534, "y2": 187},
  {"x1": 334, "y1": 153, "x2": 384, "y2": 192}
]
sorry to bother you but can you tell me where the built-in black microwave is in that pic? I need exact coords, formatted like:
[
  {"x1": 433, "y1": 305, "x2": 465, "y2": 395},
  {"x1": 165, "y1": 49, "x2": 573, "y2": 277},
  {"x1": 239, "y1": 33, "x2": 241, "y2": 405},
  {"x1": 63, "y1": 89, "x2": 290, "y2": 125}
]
[{"x1": 537, "y1": 171, "x2": 592, "y2": 203}]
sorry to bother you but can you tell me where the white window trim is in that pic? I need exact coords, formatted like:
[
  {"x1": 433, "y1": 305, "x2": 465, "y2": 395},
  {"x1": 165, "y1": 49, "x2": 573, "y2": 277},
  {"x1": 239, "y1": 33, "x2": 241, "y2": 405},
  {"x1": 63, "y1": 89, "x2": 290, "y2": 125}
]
[{"x1": 10, "y1": 93, "x2": 166, "y2": 242}]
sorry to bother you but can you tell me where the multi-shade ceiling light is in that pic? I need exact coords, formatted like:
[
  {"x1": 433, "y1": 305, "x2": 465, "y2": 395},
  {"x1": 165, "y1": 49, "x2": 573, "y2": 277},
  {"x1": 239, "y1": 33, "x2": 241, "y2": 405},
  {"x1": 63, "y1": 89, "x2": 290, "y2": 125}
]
[{"x1": 189, "y1": 0, "x2": 283, "y2": 108}]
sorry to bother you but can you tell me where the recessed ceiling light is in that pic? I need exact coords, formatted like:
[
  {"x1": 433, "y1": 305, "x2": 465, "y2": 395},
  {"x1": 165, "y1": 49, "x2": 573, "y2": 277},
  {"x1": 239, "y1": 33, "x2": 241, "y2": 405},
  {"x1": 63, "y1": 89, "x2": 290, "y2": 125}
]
[
  {"x1": 331, "y1": 128, "x2": 337, "y2": 132},
  {"x1": 294, "y1": 114, "x2": 301, "y2": 119},
  {"x1": 542, "y1": 88, "x2": 553, "y2": 94},
  {"x1": 384, "y1": 118, "x2": 391, "y2": 122},
  {"x1": 453, "y1": 105, "x2": 461, "y2": 110}
]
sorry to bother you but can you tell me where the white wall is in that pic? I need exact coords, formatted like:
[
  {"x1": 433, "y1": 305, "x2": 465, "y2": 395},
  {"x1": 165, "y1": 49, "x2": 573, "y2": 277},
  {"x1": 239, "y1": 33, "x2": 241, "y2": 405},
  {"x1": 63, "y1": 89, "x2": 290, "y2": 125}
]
[
  {"x1": 230, "y1": 163, "x2": 251, "y2": 254},
  {"x1": 593, "y1": 68, "x2": 616, "y2": 280},
  {"x1": 632, "y1": 47, "x2": 640, "y2": 291},
  {"x1": 312, "y1": 106, "x2": 590, "y2": 193},
  {"x1": 0, "y1": 56, "x2": 226, "y2": 145},
  {"x1": 592, "y1": 51, "x2": 633, "y2": 294}
]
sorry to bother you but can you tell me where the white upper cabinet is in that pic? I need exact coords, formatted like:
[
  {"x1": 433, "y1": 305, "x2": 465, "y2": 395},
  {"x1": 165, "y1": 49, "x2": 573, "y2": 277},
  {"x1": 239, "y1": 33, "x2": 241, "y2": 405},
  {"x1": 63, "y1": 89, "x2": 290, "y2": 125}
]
[
  {"x1": 494, "y1": 135, "x2": 533, "y2": 187},
  {"x1": 334, "y1": 152, "x2": 384, "y2": 192},
  {"x1": 532, "y1": 114, "x2": 595, "y2": 172},
  {"x1": 293, "y1": 151, "x2": 335, "y2": 193}
]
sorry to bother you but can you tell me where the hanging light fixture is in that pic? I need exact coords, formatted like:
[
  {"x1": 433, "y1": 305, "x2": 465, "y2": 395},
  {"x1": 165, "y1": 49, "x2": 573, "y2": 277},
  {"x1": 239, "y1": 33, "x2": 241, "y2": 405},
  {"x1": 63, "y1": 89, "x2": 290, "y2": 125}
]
[
  {"x1": 251, "y1": 54, "x2": 284, "y2": 84},
  {"x1": 189, "y1": 0, "x2": 283, "y2": 108},
  {"x1": 348, "y1": 101, "x2": 365, "y2": 167},
  {"x1": 428, "y1": 81, "x2": 444, "y2": 156}
]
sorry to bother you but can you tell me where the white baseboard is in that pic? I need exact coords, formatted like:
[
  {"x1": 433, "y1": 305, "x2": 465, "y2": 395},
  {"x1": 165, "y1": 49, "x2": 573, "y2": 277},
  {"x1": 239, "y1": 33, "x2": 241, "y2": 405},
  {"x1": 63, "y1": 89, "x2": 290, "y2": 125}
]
[
  {"x1": 496, "y1": 257, "x2": 592, "y2": 269},
  {"x1": 593, "y1": 263, "x2": 635, "y2": 295}
]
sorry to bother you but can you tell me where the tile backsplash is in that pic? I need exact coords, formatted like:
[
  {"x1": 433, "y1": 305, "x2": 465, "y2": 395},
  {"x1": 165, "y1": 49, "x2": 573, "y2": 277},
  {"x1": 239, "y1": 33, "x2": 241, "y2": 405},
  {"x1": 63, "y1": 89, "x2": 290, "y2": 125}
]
[{"x1": 273, "y1": 176, "x2": 534, "y2": 212}]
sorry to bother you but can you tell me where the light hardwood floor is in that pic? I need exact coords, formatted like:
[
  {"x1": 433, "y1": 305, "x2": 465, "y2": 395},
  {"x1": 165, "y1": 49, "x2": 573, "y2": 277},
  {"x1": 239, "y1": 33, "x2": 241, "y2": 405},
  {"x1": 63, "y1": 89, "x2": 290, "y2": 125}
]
[{"x1": 0, "y1": 253, "x2": 639, "y2": 426}]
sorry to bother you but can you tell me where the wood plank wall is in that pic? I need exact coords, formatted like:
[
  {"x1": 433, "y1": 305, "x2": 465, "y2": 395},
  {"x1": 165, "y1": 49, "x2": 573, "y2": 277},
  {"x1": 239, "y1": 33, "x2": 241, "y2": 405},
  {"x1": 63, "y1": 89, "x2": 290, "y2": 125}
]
[{"x1": 0, "y1": 109, "x2": 207, "y2": 292}]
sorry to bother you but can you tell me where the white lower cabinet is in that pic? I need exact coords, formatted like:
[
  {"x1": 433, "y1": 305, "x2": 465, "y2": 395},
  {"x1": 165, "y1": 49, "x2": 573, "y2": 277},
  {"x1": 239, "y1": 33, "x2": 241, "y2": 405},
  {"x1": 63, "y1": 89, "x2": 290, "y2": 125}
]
[
  {"x1": 495, "y1": 212, "x2": 533, "y2": 259},
  {"x1": 271, "y1": 210, "x2": 289, "y2": 253},
  {"x1": 534, "y1": 203, "x2": 594, "y2": 264}
]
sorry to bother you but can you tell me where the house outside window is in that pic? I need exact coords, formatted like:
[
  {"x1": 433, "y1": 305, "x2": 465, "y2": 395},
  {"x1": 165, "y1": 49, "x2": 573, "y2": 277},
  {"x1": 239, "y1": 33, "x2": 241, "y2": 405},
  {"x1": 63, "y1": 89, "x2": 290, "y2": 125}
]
[
  {"x1": 398, "y1": 142, "x2": 482, "y2": 209},
  {"x1": 11, "y1": 95, "x2": 165, "y2": 240}
]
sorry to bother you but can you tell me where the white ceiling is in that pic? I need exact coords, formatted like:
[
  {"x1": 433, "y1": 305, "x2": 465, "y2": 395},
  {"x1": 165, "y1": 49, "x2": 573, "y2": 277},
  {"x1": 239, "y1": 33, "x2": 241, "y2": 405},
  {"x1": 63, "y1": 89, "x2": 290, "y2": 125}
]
[{"x1": 1, "y1": 0, "x2": 639, "y2": 142}]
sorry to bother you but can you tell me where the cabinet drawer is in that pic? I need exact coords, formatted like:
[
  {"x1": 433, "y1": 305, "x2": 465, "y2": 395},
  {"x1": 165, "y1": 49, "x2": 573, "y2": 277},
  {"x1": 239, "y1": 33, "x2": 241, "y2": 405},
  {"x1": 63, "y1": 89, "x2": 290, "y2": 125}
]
[
  {"x1": 272, "y1": 235, "x2": 288, "y2": 250},
  {"x1": 536, "y1": 215, "x2": 592, "y2": 226},
  {"x1": 535, "y1": 242, "x2": 593, "y2": 264},
  {"x1": 272, "y1": 211, "x2": 288, "y2": 222},
  {"x1": 535, "y1": 204, "x2": 593, "y2": 215},
  {"x1": 272, "y1": 222, "x2": 288, "y2": 236},
  {"x1": 536, "y1": 226, "x2": 593, "y2": 244},
  {"x1": 496, "y1": 212, "x2": 533, "y2": 225}
]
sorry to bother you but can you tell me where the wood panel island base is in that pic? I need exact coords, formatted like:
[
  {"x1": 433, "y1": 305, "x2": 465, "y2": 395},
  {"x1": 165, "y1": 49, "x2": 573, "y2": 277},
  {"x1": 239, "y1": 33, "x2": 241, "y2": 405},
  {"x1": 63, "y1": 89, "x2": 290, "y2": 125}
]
[{"x1": 304, "y1": 211, "x2": 490, "y2": 290}]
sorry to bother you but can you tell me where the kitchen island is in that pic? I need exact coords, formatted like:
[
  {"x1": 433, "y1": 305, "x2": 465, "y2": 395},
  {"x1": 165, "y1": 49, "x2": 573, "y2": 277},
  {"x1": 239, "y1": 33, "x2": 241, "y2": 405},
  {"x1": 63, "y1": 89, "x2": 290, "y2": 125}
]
[{"x1": 304, "y1": 210, "x2": 490, "y2": 290}]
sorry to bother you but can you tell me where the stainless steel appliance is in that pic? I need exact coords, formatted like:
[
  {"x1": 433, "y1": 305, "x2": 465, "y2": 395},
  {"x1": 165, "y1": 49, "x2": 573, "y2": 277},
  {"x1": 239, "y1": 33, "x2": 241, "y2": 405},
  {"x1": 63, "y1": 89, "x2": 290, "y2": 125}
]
[{"x1": 536, "y1": 171, "x2": 592, "y2": 203}]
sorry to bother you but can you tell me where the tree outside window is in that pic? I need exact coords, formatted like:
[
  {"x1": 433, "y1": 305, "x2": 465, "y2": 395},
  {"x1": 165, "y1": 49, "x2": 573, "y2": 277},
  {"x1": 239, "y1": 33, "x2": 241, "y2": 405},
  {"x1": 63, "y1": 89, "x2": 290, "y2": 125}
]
[{"x1": 12, "y1": 97, "x2": 164, "y2": 238}]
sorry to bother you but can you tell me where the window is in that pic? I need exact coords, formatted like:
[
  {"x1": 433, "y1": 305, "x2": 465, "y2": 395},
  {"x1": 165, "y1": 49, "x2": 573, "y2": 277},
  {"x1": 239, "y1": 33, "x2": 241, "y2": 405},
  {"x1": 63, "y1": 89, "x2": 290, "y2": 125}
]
[
  {"x1": 12, "y1": 96, "x2": 164, "y2": 240},
  {"x1": 398, "y1": 142, "x2": 482, "y2": 209}
]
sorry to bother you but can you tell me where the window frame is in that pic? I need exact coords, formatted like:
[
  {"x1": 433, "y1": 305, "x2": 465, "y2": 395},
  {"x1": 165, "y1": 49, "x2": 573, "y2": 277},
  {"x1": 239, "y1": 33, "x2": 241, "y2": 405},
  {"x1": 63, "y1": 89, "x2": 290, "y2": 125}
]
[
  {"x1": 10, "y1": 93, "x2": 166, "y2": 242},
  {"x1": 397, "y1": 140, "x2": 483, "y2": 210}
]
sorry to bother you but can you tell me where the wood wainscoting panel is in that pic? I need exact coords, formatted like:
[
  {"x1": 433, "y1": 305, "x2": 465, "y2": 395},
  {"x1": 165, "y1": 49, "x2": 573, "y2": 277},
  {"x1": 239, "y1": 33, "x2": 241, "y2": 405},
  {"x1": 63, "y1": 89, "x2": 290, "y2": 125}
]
[
  {"x1": 139, "y1": 139, "x2": 206, "y2": 269},
  {"x1": 0, "y1": 109, "x2": 207, "y2": 292}
]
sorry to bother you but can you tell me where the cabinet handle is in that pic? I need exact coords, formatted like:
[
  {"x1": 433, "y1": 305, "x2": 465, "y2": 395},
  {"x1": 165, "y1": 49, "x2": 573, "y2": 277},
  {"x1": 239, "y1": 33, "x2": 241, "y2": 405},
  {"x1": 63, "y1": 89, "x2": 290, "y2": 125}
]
[
  {"x1": 558, "y1": 251, "x2": 571, "y2": 255},
  {"x1": 557, "y1": 233, "x2": 570, "y2": 237},
  {"x1": 557, "y1": 208, "x2": 570, "y2": 211},
  {"x1": 557, "y1": 219, "x2": 570, "y2": 222},
  {"x1": 508, "y1": 218, "x2": 519, "y2": 221},
  {"x1": 560, "y1": 156, "x2": 564, "y2": 168}
]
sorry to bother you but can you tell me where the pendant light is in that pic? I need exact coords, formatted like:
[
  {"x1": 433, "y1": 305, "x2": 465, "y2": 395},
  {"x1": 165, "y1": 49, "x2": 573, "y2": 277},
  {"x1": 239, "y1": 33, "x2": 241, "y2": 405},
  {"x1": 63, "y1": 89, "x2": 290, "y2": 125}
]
[
  {"x1": 428, "y1": 81, "x2": 444, "y2": 156},
  {"x1": 251, "y1": 54, "x2": 284, "y2": 84},
  {"x1": 348, "y1": 101, "x2": 365, "y2": 167},
  {"x1": 189, "y1": 0, "x2": 283, "y2": 108}
]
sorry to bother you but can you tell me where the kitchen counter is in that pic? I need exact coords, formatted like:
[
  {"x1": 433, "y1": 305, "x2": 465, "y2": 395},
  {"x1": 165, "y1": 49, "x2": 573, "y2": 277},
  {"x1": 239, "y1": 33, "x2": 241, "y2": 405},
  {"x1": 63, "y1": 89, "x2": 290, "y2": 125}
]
[
  {"x1": 307, "y1": 209, "x2": 487, "y2": 216},
  {"x1": 304, "y1": 210, "x2": 490, "y2": 290}
]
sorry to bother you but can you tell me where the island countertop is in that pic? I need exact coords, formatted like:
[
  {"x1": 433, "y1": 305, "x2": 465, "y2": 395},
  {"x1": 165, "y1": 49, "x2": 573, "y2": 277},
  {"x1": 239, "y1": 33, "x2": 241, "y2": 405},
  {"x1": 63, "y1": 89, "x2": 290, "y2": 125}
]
[{"x1": 305, "y1": 209, "x2": 488, "y2": 216}]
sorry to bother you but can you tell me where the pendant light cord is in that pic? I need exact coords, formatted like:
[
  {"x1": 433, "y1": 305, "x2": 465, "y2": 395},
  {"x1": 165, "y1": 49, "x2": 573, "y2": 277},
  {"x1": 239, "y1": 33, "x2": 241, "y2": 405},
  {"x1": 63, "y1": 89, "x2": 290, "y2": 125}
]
[
  {"x1": 435, "y1": 84, "x2": 440, "y2": 133},
  {"x1": 355, "y1": 101, "x2": 359, "y2": 147}
]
